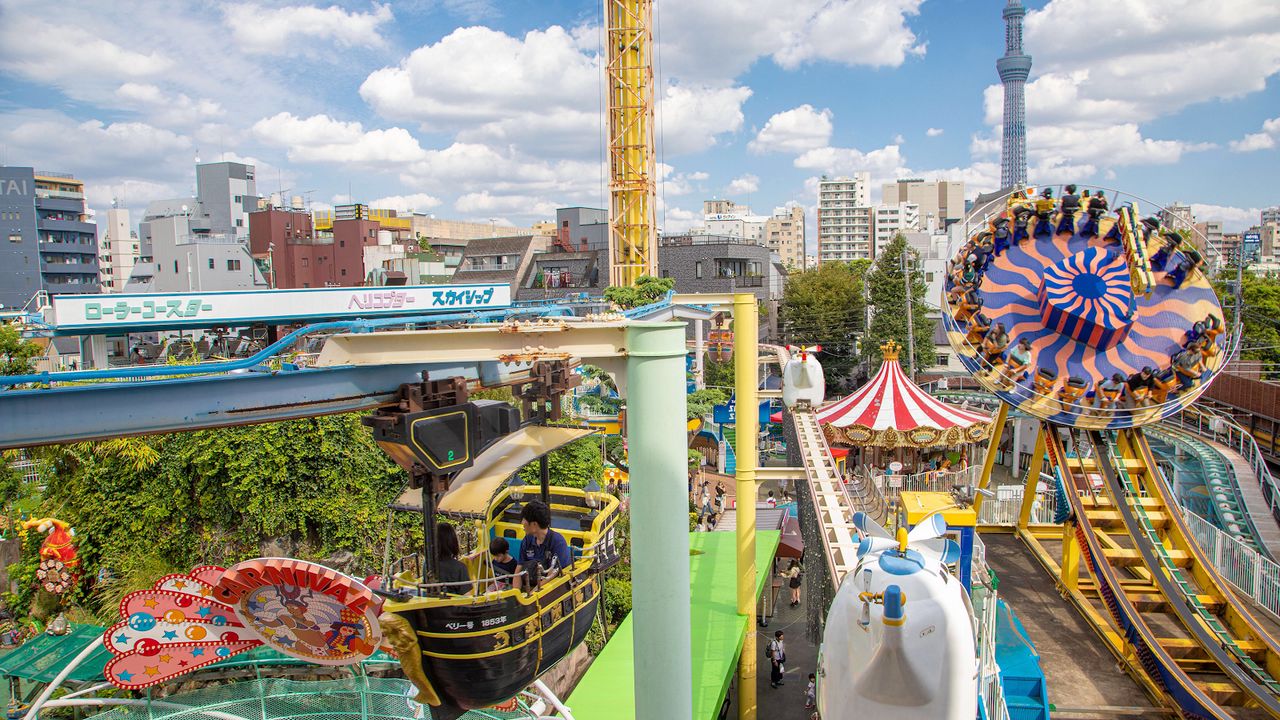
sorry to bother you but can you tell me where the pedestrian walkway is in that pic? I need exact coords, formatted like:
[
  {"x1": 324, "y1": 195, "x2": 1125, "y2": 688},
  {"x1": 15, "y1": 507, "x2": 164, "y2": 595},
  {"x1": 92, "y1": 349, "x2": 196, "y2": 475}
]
[{"x1": 753, "y1": 570, "x2": 818, "y2": 720}]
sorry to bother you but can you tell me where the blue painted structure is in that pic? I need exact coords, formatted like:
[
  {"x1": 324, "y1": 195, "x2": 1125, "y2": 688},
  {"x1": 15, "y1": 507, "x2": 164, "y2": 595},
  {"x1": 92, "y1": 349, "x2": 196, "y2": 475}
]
[{"x1": 994, "y1": 599, "x2": 1050, "y2": 720}]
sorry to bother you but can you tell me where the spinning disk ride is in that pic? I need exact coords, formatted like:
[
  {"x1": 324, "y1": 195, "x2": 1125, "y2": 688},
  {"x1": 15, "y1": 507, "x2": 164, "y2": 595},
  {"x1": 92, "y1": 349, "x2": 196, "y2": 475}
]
[
  {"x1": 943, "y1": 185, "x2": 1229, "y2": 428},
  {"x1": 947, "y1": 187, "x2": 1280, "y2": 719}
]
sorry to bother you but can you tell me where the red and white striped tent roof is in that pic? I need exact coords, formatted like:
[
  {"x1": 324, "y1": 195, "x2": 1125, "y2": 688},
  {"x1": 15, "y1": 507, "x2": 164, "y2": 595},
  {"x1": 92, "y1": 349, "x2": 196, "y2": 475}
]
[{"x1": 817, "y1": 351, "x2": 990, "y2": 431}]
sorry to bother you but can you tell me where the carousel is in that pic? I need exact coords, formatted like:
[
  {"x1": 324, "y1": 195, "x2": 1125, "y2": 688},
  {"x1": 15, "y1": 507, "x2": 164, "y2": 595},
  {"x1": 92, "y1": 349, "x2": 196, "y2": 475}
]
[{"x1": 817, "y1": 342, "x2": 993, "y2": 488}]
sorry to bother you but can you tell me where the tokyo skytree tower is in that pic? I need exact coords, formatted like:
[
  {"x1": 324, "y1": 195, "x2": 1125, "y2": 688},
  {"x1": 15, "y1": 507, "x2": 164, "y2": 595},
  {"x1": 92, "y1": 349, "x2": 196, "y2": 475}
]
[{"x1": 997, "y1": 0, "x2": 1032, "y2": 189}]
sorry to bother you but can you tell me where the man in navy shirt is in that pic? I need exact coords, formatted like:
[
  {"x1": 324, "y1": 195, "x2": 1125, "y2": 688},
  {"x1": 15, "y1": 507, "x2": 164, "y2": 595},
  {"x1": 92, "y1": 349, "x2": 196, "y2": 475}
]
[{"x1": 517, "y1": 500, "x2": 572, "y2": 590}]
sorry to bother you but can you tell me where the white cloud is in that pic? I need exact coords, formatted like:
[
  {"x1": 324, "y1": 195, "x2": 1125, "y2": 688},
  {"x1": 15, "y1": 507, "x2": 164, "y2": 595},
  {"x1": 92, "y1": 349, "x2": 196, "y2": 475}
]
[
  {"x1": 360, "y1": 25, "x2": 749, "y2": 159},
  {"x1": 926, "y1": 127, "x2": 944, "y2": 137},
  {"x1": 360, "y1": 25, "x2": 597, "y2": 128},
  {"x1": 115, "y1": 83, "x2": 224, "y2": 128},
  {"x1": 455, "y1": 192, "x2": 559, "y2": 219},
  {"x1": 1, "y1": 110, "x2": 193, "y2": 179},
  {"x1": 658, "y1": 0, "x2": 926, "y2": 83},
  {"x1": 370, "y1": 193, "x2": 444, "y2": 213},
  {"x1": 1229, "y1": 116, "x2": 1280, "y2": 152},
  {"x1": 0, "y1": 13, "x2": 171, "y2": 91},
  {"x1": 657, "y1": 83, "x2": 753, "y2": 155},
  {"x1": 1190, "y1": 204, "x2": 1263, "y2": 232},
  {"x1": 726, "y1": 174, "x2": 760, "y2": 195},
  {"x1": 1025, "y1": 1, "x2": 1280, "y2": 121},
  {"x1": 795, "y1": 144, "x2": 908, "y2": 180},
  {"x1": 659, "y1": 206, "x2": 702, "y2": 234},
  {"x1": 749, "y1": 105, "x2": 833, "y2": 154},
  {"x1": 251, "y1": 112, "x2": 427, "y2": 164},
  {"x1": 223, "y1": 2, "x2": 394, "y2": 54},
  {"x1": 686, "y1": 171, "x2": 710, "y2": 181}
]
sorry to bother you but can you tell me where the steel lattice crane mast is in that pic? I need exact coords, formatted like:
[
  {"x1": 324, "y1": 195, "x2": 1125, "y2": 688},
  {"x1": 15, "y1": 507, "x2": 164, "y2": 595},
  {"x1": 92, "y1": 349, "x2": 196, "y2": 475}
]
[{"x1": 605, "y1": 0, "x2": 657, "y2": 287}]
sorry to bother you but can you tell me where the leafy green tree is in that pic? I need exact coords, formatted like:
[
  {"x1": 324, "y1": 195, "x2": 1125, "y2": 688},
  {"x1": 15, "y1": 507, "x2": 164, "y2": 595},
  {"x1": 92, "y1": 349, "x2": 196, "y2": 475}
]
[
  {"x1": 1215, "y1": 272, "x2": 1280, "y2": 379},
  {"x1": 702, "y1": 354, "x2": 735, "y2": 389},
  {"x1": 25, "y1": 414, "x2": 412, "y2": 622},
  {"x1": 0, "y1": 323, "x2": 42, "y2": 376},
  {"x1": 864, "y1": 235, "x2": 936, "y2": 375},
  {"x1": 686, "y1": 388, "x2": 727, "y2": 420},
  {"x1": 518, "y1": 437, "x2": 603, "y2": 490},
  {"x1": 780, "y1": 259, "x2": 870, "y2": 381},
  {"x1": 603, "y1": 275, "x2": 674, "y2": 309}
]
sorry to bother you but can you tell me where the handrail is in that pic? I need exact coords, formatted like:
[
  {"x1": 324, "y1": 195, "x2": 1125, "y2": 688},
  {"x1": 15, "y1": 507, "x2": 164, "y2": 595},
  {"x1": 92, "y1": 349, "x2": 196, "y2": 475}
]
[
  {"x1": 0, "y1": 305, "x2": 573, "y2": 388},
  {"x1": 1167, "y1": 405, "x2": 1280, "y2": 526}
]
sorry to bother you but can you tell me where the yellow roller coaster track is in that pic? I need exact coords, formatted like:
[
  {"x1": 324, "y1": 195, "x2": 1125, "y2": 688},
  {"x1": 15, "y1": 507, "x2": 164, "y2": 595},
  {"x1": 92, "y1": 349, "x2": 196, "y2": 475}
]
[{"x1": 1020, "y1": 424, "x2": 1280, "y2": 718}]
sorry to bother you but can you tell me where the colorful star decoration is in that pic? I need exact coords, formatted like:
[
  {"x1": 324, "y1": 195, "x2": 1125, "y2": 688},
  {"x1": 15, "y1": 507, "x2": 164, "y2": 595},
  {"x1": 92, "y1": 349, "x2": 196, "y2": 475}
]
[
  {"x1": 143, "y1": 599, "x2": 158, "y2": 609},
  {"x1": 144, "y1": 666, "x2": 159, "y2": 677},
  {"x1": 197, "y1": 607, "x2": 211, "y2": 618},
  {"x1": 161, "y1": 630, "x2": 178, "y2": 640},
  {"x1": 192, "y1": 648, "x2": 204, "y2": 657},
  {"x1": 115, "y1": 633, "x2": 129, "y2": 644}
]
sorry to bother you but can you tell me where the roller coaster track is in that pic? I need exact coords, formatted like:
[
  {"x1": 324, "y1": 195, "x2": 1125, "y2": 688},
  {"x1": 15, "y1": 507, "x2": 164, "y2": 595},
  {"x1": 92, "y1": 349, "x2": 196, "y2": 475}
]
[
  {"x1": 1044, "y1": 424, "x2": 1280, "y2": 718},
  {"x1": 788, "y1": 409, "x2": 874, "y2": 592}
]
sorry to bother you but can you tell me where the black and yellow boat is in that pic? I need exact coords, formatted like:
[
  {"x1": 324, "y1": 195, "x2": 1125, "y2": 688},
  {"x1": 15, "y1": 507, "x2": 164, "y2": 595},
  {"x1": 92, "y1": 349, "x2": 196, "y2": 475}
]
[
  {"x1": 380, "y1": 483, "x2": 620, "y2": 713},
  {"x1": 365, "y1": 369, "x2": 622, "y2": 716}
]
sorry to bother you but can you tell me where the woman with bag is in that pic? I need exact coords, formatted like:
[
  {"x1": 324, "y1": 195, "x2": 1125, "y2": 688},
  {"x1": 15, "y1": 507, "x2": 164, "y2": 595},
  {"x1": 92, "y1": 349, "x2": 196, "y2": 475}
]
[{"x1": 786, "y1": 559, "x2": 803, "y2": 607}]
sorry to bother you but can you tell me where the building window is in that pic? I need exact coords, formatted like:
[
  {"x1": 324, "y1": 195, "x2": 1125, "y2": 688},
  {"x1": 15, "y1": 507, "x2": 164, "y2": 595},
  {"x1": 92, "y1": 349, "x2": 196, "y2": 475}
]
[
  {"x1": 339, "y1": 240, "x2": 345, "y2": 247},
  {"x1": 227, "y1": 259, "x2": 241, "y2": 271},
  {"x1": 341, "y1": 269, "x2": 347, "y2": 276},
  {"x1": 695, "y1": 261, "x2": 702, "y2": 279},
  {"x1": 174, "y1": 260, "x2": 179, "y2": 273},
  {"x1": 234, "y1": 195, "x2": 242, "y2": 203},
  {"x1": 236, "y1": 218, "x2": 243, "y2": 227},
  {"x1": 301, "y1": 257, "x2": 309, "y2": 268},
  {"x1": 207, "y1": 258, "x2": 214, "y2": 269},
  {"x1": 8, "y1": 234, "x2": 20, "y2": 243}
]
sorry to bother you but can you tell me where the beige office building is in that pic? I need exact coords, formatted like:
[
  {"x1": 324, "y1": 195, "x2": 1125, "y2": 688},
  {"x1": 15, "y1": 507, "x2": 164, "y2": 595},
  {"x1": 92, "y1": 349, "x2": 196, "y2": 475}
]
[
  {"x1": 881, "y1": 179, "x2": 965, "y2": 230},
  {"x1": 764, "y1": 205, "x2": 806, "y2": 269}
]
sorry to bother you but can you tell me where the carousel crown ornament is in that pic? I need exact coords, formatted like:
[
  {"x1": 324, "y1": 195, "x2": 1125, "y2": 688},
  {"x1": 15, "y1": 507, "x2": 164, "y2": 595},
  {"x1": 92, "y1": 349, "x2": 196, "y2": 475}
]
[{"x1": 19, "y1": 518, "x2": 79, "y2": 596}]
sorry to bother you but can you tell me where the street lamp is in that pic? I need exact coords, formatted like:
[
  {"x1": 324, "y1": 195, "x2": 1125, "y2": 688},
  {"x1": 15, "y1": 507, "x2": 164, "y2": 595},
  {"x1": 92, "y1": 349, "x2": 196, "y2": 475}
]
[{"x1": 268, "y1": 241, "x2": 276, "y2": 289}]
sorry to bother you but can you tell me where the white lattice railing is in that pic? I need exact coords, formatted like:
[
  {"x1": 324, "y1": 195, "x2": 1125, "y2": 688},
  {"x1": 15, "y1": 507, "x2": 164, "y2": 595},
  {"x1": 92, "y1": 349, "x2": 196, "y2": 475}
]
[{"x1": 1182, "y1": 509, "x2": 1280, "y2": 623}]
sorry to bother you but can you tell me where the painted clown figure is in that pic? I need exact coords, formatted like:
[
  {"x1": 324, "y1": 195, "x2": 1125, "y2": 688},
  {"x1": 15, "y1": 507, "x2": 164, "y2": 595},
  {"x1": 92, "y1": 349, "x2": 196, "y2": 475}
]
[{"x1": 22, "y1": 518, "x2": 78, "y2": 595}]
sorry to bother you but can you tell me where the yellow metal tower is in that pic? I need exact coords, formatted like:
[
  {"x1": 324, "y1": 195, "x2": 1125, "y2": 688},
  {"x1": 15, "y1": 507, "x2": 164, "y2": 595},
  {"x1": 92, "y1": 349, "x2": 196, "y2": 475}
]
[{"x1": 605, "y1": 0, "x2": 657, "y2": 287}]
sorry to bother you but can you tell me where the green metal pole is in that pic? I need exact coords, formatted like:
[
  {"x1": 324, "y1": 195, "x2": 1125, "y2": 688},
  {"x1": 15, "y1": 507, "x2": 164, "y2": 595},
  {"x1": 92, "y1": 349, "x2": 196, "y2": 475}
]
[
  {"x1": 733, "y1": 294, "x2": 760, "y2": 720},
  {"x1": 625, "y1": 321, "x2": 692, "y2": 720}
]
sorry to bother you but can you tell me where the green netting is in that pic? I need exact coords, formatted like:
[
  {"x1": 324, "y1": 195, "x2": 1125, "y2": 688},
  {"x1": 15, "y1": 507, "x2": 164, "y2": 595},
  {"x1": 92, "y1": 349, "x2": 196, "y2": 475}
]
[
  {"x1": 0, "y1": 624, "x2": 397, "y2": 684},
  {"x1": 0, "y1": 624, "x2": 112, "y2": 683},
  {"x1": 92, "y1": 677, "x2": 537, "y2": 720}
]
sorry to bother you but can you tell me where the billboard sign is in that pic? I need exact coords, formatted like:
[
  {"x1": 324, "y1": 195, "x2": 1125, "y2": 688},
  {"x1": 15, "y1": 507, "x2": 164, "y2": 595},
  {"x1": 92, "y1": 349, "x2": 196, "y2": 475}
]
[{"x1": 49, "y1": 283, "x2": 511, "y2": 333}]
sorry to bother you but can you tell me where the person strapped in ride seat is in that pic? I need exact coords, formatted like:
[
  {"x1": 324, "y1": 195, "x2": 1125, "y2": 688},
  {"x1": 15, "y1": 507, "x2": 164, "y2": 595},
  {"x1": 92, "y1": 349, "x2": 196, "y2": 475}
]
[{"x1": 516, "y1": 500, "x2": 572, "y2": 592}]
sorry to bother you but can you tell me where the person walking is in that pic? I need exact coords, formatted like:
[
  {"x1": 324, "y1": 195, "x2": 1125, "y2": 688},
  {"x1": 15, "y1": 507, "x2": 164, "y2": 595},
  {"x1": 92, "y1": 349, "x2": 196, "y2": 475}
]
[
  {"x1": 786, "y1": 559, "x2": 803, "y2": 607},
  {"x1": 767, "y1": 630, "x2": 786, "y2": 687},
  {"x1": 805, "y1": 673, "x2": 817, "y2": 710}
]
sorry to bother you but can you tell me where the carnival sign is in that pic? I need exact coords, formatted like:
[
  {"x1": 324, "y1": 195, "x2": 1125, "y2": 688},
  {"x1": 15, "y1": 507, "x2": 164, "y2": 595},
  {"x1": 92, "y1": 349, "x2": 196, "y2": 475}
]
[
  {"x1": 48, "y1": 283, "x2": 512, "y2": 333},
  {"x1": 214, "y1": 558, "x2": 382, "y2": 666}
]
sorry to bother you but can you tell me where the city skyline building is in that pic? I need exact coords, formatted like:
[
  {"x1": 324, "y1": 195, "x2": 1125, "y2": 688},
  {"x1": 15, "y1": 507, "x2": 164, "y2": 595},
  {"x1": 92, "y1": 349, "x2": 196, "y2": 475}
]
[
  {"x1": 997, "y1": 0, "x2": 1031, "y2": 189},
  {"x1": 98, "y1": 205, "x2": 139, "y2": 293},
  {"x1": 764, "y1": 205, "x2": 806, "y2": 270},
  {"x1": 881, "y1": 179, "x2": 966, "y2": 229},
  {"x1": 873, "y1": 202, "x2": 921, "y2": 256},
  {"x1": 817, "y1": 174, "x2": 873, "y2": 263},
  {"x1": 0, "y1": 167, "x2": 100, "y2": 309}
]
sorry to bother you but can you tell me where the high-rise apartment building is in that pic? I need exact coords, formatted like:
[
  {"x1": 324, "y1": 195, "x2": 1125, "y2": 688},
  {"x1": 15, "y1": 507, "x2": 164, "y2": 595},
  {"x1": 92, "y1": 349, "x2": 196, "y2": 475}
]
[
  {"x1": 764, "y1": 205, "x2": 805, "y2": 269},
  {"x1": 873, "y1": 202, "x2": 921, "y2": 256},
  {"x1": 1261, "y1": 207, "x2": 1279, "y2": 227},
  {"x1": 0, "y1": 167, "x2": 100, "y2": 308},
  {"x1": 881, "y1": 179, "x2": 965, "y2": 229},
  {"x1": 817, "y1": 174, "x2": 873, "y2": 263},
  {"x1": 98, "y1": 205, "x2": 139, "y2": 292}
]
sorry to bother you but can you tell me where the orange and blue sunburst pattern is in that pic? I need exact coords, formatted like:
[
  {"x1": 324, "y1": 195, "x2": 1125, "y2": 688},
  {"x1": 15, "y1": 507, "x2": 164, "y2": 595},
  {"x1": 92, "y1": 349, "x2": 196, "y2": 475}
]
[
  {"x1": 944, "y1": 209, "x2": 1225, "y2": 430},
  {"x1": 1037, "y1": 247, "x2": 1134, "y2": 351}
]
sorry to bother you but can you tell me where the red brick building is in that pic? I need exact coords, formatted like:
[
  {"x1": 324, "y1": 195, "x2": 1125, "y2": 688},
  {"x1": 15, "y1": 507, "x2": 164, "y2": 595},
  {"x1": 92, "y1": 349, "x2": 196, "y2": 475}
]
[{"x1": 249, "y1": 209, "x2": 405, "y2": 288}]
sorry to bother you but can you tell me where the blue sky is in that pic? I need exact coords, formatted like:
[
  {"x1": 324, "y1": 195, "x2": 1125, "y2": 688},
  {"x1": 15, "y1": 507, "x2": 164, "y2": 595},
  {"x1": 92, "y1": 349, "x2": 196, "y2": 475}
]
[{"x1": 1, "y1": 0, "x2": 1277, "y2": 249}]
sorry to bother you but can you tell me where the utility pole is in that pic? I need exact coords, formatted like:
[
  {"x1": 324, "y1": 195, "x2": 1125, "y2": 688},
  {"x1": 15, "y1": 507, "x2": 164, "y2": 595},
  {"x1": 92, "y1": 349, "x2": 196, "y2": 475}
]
[{"x1": 902, "y1": 248, "x2": 916, "y2": 379}]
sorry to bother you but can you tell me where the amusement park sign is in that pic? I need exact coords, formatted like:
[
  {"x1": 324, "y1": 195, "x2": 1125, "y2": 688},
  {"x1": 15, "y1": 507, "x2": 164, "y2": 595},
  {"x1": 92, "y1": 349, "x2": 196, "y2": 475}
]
[{"x1": 48, "y1": 283, "x2": 512, "y2": 334}]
